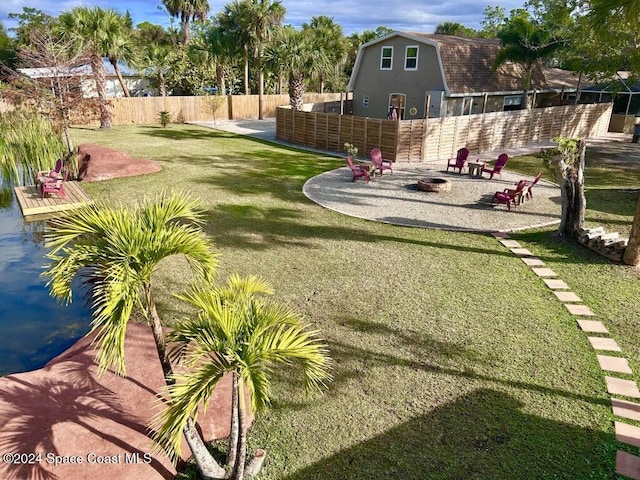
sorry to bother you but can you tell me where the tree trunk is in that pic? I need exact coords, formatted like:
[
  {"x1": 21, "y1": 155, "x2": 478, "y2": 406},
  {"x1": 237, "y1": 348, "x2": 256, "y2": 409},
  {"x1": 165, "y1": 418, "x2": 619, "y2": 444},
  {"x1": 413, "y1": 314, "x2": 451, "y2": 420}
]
[
  {"x1": 110, "y1": 57, "x2": 130, "y2": 97},
  {"x1": 216, "y1": 64, "x2": 226, "y2": 96},
  {"x1": 258, "y1": 68, "x2": 264, "y2": 120},
  {"x1": 232, "y1": 379, "x2": 248, "y2": 480},
  {"x1": 555, "y1": 140, "x2": 586, "y2": 239},
  {"x1": 243, "y1": 46, "x2": 249, "y2": 96},
  {"x1": 158, "y1": 70, "x2": 167, "y2": 97},
  {"x1": 318, "y1": 74, "x2": 324, "y2": 94},
  {"x1": 623, "y1": 195, "x2": 640, "y2": 266},
  {"x1": 181, "y1": 19, "x2": 190, "y2": 44},
  {"x1": 145, "y1": 284, "x2": 226, "y2": 480},
  {"x1": 184, "y1": 418, "x2": 227, "y2": 480},
  {"x1": 521, "y1": 65, "x2": 533, "y2": 110},
  {"x1": 288, "y1": 73, "x2": 304, "y2": 111},
  {"x1": 574, "y1": 72, "x2": 582, "y2": 105},
  {"x1": 92, "y1": 53, "x2": 112, "y2": 128},
  {"x1": 227, "y1": 373, "x2": 239, "y2": 470}
]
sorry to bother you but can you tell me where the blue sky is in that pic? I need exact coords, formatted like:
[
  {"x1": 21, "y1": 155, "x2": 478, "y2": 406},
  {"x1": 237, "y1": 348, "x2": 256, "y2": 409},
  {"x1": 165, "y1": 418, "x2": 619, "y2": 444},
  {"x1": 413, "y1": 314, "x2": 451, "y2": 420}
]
[{"x1": 0, "y1": 0, "x2": 524, "y2": 36}]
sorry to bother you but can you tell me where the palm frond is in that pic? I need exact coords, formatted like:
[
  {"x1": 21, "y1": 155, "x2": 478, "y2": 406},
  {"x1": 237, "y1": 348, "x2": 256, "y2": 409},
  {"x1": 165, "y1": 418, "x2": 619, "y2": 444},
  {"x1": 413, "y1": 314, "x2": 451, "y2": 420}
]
[{"x1": 151, "y1": 358, "x2": 230, "y2": 459}]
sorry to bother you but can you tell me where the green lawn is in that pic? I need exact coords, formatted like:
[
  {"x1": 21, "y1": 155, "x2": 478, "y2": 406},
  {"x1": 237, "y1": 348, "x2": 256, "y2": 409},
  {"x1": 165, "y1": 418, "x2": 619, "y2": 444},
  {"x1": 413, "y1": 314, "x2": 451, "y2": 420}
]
[{"x1": 70, "y1": 125, "x2": 640, "y2": 479}]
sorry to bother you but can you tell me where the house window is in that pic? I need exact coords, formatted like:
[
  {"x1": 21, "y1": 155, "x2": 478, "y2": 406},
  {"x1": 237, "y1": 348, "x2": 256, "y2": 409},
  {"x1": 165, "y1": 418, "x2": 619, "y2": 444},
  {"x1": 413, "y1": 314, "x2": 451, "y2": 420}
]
[
  {"x1": 503, "y1": 96, "x2": 522, "y2": 111},
  {"x1": 388, "y1": 93, "x2": 406, "y2": 119},
  {"x1": 380, "y1": 47, "x2": 393, "y2": 70},
  {"x1": 404, "y1": 46, "x2": 418, "y2": 70}
]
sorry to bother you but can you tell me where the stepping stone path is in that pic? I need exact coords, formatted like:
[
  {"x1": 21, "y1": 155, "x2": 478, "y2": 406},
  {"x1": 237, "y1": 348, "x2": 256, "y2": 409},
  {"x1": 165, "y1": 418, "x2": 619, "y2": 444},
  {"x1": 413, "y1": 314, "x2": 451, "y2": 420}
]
[{"x1": 492, "y1": 232, "x2": 640, "y2": 479}]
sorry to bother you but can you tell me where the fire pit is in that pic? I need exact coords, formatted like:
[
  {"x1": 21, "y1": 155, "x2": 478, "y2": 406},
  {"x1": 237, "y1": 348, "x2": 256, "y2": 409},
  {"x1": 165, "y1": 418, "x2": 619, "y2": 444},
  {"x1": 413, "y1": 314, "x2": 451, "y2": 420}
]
[{"x1": 417, "y1": 177, "x2": 451, "y2": 193}]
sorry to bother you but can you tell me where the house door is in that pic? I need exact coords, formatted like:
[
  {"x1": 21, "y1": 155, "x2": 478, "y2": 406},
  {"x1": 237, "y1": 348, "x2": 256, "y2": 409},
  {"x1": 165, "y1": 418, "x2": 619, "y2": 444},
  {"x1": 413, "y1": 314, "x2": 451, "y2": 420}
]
[
  {"x1": 424, "y1": 90, "x2": 444, "y2": 118},
  {"x1": 388, "y1": 93, "x2": 406, "y2": 119}
]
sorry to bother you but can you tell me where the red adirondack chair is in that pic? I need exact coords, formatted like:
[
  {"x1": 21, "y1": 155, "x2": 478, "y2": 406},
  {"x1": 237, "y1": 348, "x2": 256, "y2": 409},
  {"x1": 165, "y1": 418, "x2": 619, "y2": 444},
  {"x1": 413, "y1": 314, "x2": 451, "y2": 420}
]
[
  {"x1": 446, "y1": 147, "x2": 470, "y2": 173},
  {"x1": 481, "y1": 153, "x2": 509, "y2": 179},
  {"x1": 346, "y1": 156, "x2": 370, "y2": 183},
  {"x1": 370, "y1": 148, "x2": 393, "y2": 176},
  {"x1": 524, "y1": 171, "x2": 543, "y2": 201},
  {"x1": 492, "y1": 179, "x2": 526, "y2": 210},
  {"x1": 41, "y1": 168, "x2": 69, "y2": 199}
]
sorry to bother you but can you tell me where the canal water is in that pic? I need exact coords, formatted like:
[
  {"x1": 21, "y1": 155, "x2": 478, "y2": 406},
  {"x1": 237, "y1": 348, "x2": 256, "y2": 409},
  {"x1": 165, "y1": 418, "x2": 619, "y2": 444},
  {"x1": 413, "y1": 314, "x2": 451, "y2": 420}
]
[{"x1": 0, "y1": 187, "x2": 91, "y2": 376}]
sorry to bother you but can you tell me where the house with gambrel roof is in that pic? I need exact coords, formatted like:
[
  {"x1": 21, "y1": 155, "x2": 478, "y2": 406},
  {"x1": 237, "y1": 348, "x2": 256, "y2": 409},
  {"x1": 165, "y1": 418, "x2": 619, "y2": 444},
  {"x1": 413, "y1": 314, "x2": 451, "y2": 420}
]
[{"x1": 347, "y1": 32, "x2": 579, "y2": 120}]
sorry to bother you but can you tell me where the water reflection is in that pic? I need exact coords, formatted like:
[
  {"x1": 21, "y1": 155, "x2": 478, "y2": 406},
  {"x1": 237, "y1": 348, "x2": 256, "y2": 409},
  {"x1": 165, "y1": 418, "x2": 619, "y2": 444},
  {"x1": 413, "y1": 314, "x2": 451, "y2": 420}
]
[{"x1": 0, "y1": 190, "x2": 92, "y2": 376}]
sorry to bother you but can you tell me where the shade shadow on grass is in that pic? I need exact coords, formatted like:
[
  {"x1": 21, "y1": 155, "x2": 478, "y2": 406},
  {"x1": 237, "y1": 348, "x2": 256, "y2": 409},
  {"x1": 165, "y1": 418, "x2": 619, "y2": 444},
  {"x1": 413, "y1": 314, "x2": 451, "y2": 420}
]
[
  {"x1": 202, "y1": 203, "x2": 516, "y2": 258},
  {"x1": 281, "y1": 388, "x2": 615, "y2": 480}
]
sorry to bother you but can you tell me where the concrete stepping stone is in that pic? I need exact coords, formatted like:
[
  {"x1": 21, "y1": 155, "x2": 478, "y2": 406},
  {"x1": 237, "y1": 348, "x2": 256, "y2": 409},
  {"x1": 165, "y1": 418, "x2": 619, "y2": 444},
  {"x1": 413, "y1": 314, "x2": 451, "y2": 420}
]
[
  {"x1": 511, "y1": 248, "x2": 533, "y2": 256},
  {"x1": 616, "y1": 421, "x2": 640, "y2": 447},
  {"x1": 542, "y1": 278, "x2": 570, "y2": 289},
  {"x1": 500, "y1": 239, "x2": 521, "y2": 248},
  {"x1": 531, "y1": 267, "x2": 557, "y2": 277},
  {"x1": 612, "y1": 398, "x2": 640, "y2": 422},
  {"x1": 606, "y1": 376, "x2": 640, "y2": 398},
  {"x1": 576, "y1": 320, "x2": 608, "y2": 333},
  {"x1": 554, "y1": 291, "x2": 581, "y2": 302},
  {"x1": 564, "y1": 304, "x2": 595, "y2": 316},
  {"x1": 521, "y1": 257, "x2": 545, "y2": 266},
  {"x1": 492, "y1": 232, "x2": 510, "y2": 239},
  {"x1": 598, "y1": 355, "x2": 632, "y2": 374},
  {"x1": 616, "y1": 450, "x2": 640, "y2": 480},
  {"x1": 588, "y1": 337, "x2": 622, "y2": 351}
]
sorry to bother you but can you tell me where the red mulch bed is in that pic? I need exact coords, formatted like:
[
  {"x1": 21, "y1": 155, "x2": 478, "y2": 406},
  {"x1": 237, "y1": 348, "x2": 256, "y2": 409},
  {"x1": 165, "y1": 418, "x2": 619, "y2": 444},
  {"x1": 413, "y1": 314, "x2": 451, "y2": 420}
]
[
  {"x1": 77, "y1": 144, "x2": 162, "y2": 182},
  {"x1": 0, "y1": 323, "x2": 234, "y2": 480}
]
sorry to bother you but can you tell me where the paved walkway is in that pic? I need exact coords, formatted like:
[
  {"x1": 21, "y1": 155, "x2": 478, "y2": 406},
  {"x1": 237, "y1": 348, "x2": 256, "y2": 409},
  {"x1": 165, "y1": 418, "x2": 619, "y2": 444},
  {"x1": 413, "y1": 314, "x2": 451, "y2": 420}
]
[{"x1": 492, "y1": 232, "x2": 640, "y2": 480}]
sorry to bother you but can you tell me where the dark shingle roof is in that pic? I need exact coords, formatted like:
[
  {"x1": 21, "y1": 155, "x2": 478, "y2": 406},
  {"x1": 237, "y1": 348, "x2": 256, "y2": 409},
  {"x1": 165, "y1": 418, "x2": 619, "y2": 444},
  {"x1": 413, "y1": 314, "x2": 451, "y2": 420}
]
[{"x1": 407, "y1": 33, "x2": 578, "y2": 94}]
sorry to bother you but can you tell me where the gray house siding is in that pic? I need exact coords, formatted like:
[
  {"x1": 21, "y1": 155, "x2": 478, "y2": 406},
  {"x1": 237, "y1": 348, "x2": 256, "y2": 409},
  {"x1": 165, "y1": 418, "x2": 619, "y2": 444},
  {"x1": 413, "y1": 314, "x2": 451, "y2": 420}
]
[{"x1": 351, "y1": 36, "x2": 445, "y2": 120}]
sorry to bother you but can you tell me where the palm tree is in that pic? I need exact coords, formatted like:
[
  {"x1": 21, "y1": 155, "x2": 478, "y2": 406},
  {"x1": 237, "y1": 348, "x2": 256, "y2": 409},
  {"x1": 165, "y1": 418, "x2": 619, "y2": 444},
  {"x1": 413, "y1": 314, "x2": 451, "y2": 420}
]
[
  {"x1": 43, "y1": 192, "x2": 227, "y2": 480},
  {"x1": 104, "y1": 14, "x2": 137, "y2": 97},
  {"x1": 203, "y1": 23, "x2": 239, "y2": 96},
  {"x1": 219, "y1": 0, "x2": 284, "y2": 118},
  {"x1": 57, "y1": 7, "x2": 132, "y2": 127},
  {"x1": 494, "y1": 11, "x2": 562, "y2": 109},
  {"x1": 162, "y1": 0, "x2": 210, "y2": 44},
  {"x1": 302, "y1": 16, "x2": 347, "y2": 93},
  {"x1": 264, "y1": 27, "x2": 332, "y2": 110},
  {"x1": 152, "y1": 274, "x2": 332, "y2": 480}
]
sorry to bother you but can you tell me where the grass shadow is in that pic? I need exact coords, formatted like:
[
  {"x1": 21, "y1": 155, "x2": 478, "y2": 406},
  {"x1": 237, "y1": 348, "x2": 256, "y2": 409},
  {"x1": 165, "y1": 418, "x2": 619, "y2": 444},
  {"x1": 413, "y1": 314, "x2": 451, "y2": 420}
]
[{"x1": 281, "y1": 388, "x2": 615, "y2": 480}]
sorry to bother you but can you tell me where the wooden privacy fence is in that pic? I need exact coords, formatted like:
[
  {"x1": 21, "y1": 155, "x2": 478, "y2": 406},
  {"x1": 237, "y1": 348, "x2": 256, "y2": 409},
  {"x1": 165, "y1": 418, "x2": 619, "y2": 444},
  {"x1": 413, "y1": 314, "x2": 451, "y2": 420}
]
[
  {"x1": 79, "y1": 93, "x2": 343, "y2": 126},
  {"x1": 276, "y1": 103, "x2": 614, "y2": 163}
]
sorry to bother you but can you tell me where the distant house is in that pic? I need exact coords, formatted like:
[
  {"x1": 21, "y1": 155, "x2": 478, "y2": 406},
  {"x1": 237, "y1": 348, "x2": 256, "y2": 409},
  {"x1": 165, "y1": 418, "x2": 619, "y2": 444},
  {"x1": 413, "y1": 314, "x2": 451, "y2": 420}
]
[
  {"x1": 18, "y1": 60, "x2": 157, "y2": 98},
  {"x1": 347, "y1": 32, "x2": 580, "y2": 120}
]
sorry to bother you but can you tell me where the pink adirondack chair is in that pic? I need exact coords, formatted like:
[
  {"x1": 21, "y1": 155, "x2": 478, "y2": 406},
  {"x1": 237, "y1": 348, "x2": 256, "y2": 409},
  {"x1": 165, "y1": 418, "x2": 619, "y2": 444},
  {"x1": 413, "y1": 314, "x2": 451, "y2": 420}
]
[
  {"x1": 370, "y1": 148, "x2": 393, "y2": 176},
  {"x1": 41, "y1": 168, "x2": 69, "y2": 199},
  {"x1": 524, "y1": 171, "x2": 543, "y2": 201},
  {"x1": 481, "y1": 153, "x2": 509, "y2": 179},
  {"x1": 346, "y1": 156, "x2": 370, "y2": 183},
  {"x1": 446, "y1": 147, "x2": 470, "y2": 173}
]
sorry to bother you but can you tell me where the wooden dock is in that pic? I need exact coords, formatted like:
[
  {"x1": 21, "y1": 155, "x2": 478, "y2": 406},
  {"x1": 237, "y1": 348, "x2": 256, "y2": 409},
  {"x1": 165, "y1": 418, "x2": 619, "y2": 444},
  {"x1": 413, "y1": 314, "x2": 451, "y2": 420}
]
[{"x1": 14, "y1": 181, "x2": 93, "y2": 221}]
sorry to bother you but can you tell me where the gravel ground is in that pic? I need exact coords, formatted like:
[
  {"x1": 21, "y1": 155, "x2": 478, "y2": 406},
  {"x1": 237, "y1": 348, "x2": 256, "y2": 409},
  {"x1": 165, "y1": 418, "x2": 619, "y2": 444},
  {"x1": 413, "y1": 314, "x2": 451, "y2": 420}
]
[
  {"x1": 192, "y1": 119, "x2": 633, "y2": 233},
  {"x1": 303, "y1": 163, "x2": 560, "y2": 232}
]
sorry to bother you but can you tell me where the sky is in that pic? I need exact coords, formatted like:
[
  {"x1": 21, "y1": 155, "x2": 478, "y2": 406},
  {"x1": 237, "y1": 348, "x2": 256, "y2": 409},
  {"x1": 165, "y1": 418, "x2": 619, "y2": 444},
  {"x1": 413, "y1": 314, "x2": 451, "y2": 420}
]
[{"x1": 0, "y1": 0, "x2": 526, "y2": 37}]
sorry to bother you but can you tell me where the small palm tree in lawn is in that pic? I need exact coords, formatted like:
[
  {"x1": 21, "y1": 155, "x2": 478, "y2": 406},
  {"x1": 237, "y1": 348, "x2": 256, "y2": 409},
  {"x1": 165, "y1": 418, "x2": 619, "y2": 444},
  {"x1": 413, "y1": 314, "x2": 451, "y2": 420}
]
[
  {"x1": 43, "y1": 191, "x2": 227, "y2": 480},
  {"x1": 152, "y1": 274, "x2": 332, "y2": 480}
]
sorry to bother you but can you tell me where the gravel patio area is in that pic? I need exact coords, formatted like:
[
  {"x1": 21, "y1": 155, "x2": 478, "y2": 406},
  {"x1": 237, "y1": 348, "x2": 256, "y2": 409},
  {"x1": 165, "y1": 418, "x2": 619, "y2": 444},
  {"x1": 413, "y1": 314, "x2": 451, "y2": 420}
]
[{"x1": 303, "y1": 162, "x2": 561, "y2": 232}]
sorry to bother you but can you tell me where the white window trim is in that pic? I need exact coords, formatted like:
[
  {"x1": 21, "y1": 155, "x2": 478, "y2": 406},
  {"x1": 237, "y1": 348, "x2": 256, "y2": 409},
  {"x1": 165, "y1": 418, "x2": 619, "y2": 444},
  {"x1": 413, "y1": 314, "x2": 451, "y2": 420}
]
[
  {"x1": 380, "y1": 46, "x2": 393, "y2": 70},
  {"x1": 404, "y1": 45, "x2": 419, "y2": 71}
]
